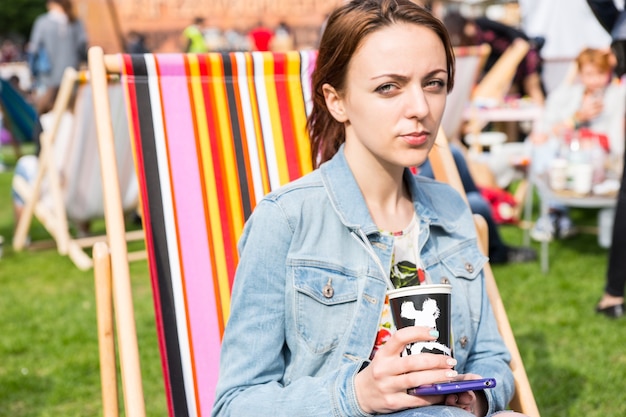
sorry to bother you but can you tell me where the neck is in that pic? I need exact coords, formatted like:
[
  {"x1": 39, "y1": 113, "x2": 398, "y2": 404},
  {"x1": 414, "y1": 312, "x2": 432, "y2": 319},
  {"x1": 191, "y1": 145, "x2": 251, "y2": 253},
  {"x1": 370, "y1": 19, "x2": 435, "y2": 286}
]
[
  {"x1": 48, "y1": 3, "x2": 64, "y2": 14},
  {"x1": 345, "y1": 148, "x2": 414, "y2": 232}
]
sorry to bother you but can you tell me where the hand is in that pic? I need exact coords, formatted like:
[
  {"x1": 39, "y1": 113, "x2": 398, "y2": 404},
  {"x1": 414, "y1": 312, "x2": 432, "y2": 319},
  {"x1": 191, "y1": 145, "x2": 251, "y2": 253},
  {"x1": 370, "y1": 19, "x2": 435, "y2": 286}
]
[
  {"x1": 354, "y1": 326, "x2": 458, "y2": 414},
  {"x1": 443, "y1": 374, "x2": 488, "y2": 417},
  {"x1": 577, "y1": 94, "x2": 604, "y2": 122}
]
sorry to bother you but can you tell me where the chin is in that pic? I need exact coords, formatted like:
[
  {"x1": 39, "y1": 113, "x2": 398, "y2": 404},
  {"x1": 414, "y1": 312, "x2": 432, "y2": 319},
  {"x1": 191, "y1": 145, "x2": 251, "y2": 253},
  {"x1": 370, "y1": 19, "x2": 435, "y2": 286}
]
[{"x1": 400, "y1": 150, "x2": 430, "y2": 168}]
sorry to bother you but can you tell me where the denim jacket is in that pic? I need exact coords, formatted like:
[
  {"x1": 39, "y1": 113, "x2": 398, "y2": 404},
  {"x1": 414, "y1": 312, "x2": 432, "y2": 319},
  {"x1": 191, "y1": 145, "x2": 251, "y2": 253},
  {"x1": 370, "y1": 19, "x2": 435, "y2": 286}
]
[{"x1": 212, "y1": 147, "x2": 514, "y2": 417}]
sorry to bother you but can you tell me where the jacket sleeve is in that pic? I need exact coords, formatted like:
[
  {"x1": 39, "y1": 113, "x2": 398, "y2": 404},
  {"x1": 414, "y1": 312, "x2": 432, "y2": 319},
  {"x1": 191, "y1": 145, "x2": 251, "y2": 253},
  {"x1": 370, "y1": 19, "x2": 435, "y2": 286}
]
[{"x1": 212, "y1": 199, "x2": 372, "y2": 417}]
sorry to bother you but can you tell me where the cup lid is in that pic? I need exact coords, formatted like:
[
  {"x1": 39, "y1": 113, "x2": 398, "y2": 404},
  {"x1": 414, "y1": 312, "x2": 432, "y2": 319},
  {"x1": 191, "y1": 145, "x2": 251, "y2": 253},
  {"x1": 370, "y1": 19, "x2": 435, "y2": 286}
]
[{"x1": 387, "y1": 284, "x2": 452, "y2": 298}]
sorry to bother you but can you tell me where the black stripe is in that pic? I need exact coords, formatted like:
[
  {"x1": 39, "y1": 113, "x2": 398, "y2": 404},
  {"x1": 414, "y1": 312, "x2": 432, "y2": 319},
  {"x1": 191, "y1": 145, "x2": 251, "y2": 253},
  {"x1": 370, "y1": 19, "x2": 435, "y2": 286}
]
[
  {"x1": 222, "y1": 53, "x2": 253, "y2": 220},
  {"x1": 131, "y1": 54, "x2": 190, "y2": 417}
]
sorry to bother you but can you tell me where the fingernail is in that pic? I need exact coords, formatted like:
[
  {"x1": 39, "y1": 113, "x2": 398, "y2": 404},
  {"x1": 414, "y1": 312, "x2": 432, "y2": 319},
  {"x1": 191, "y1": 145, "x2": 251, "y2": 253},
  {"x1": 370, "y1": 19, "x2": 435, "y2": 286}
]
[
  {"x1": 446, "y1": 358, "x2": 457, "y2": 366},
  {"x1": 429, "y1": 329, "x2": 439, "y2": 338},
  {"x1": 446, "y1": 370, "x2": 458, "y2": 378}
]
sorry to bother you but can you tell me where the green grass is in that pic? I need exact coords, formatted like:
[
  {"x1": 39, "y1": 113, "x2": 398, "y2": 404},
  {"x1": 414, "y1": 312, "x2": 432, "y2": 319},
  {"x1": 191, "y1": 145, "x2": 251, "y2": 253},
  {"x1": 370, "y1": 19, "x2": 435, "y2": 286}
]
[{"x1": 1, "y1": 147, "x2": 625, "y2": 416}]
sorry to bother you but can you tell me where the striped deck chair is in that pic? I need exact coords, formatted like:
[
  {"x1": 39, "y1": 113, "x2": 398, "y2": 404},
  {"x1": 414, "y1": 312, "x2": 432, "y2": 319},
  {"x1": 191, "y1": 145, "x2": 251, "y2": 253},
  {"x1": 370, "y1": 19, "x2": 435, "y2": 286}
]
[
  {"x1": 89, "y1": 47, "x2": 538, "y2": 417},
  {"x1": 12, "y1": 67, "x2": 142, "y2": 270},
  {"x1": 0, "y1": 77, "x2": 37, "y2": 156},
  {"x1": 89, "y1": 46, "x2": 316, "y2": 417}
]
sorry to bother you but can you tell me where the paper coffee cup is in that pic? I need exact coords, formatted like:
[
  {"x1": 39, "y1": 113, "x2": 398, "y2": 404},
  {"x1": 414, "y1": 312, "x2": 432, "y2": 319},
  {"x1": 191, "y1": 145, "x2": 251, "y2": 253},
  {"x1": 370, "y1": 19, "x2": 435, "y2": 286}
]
[
  {"x1": 387, "y1": 284, "x2": 452, "y2": 357},
  {"x1": 572, "y1": 163, "x2": 593, "y2": 195},
  {"x1": 549, "y1": 158, "x2": 568, "y2": 191}
]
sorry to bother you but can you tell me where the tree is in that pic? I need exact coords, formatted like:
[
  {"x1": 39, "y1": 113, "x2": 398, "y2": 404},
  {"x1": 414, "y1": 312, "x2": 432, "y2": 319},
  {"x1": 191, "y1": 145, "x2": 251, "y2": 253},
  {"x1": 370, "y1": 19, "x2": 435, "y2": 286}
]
[{"x1": 0, "y1": 0, "x2": 46, "y2": 41}]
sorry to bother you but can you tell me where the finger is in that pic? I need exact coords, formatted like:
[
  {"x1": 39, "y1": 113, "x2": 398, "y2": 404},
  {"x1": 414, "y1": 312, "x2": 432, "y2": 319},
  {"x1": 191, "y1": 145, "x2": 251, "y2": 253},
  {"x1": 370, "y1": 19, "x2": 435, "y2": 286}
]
[
  {"x1": 444, "y1": 394, "x2": 459, "y2": 406},
  {"x1": 379, "y1": 326, "x2": 438, "y2": 357},
  {"x1": 456, "y1": 390, "x2": 475, "y2": 406},
  {"x1": 404, "y1": 353, "x2": 457, "y2": 374}
]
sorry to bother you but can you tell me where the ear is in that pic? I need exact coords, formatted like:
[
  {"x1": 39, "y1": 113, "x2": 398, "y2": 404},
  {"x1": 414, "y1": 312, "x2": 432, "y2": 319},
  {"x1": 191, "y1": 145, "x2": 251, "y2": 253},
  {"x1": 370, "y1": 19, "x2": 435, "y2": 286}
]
[{"x1": 322, "y1": 83, "x2": 348, "y2": 123}]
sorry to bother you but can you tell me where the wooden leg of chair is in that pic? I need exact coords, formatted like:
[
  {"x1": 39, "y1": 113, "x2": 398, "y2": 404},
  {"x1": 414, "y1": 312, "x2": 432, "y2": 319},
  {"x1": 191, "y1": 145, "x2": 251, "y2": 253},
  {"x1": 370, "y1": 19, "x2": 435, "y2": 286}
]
[
  {"x1": 474, "y1": 214, "x2": 540, "y2": 416},
  {"x1": 94, "y1": 242, "x2": 119, "y2": 417}
]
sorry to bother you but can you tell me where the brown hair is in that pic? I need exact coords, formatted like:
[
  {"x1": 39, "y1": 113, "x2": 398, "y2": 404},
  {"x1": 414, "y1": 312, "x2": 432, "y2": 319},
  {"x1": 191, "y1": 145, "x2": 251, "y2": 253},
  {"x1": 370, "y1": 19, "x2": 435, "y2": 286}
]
[
  {"x1": 576, "y1": 48, "x2": 613, "y2": 74},
  {"x1": 48, "y1": 0, "x2": 77, "y2": 22},
  {"x1": 307, "y1": 0, "x2": 455, "y2": 168}
]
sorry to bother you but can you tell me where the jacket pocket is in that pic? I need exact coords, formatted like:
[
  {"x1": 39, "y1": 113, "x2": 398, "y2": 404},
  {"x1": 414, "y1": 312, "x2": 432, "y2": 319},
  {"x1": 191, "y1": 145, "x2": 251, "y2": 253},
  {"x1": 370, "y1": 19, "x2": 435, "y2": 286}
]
[
  {"x1": 292, "y1": 265, "x2": 359, "y2": 354},
  {"x1": 438, "y1": 240, "x2": 486, "y2": 281}
]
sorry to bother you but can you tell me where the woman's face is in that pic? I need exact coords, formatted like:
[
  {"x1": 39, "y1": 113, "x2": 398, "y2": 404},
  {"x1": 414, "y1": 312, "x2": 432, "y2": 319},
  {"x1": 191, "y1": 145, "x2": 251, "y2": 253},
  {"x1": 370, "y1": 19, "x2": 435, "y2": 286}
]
[
  {"x1": 579, "y1": 62, "x2": 611, "y2": 94},
  {"x1": 323, "y1": 22, "x2": 448, "y2": 172}
]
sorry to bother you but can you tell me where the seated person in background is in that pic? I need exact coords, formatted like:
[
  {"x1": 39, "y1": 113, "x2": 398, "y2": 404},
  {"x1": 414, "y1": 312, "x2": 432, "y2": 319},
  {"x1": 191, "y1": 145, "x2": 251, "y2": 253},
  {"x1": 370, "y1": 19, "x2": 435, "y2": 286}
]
[
  {"x1": 443, "y1": 10, "x2": 545, "y2": 105},
  {"x1": 214, "y1": 1, "x2": 525, "y2": 416},
  {"x1": 419, "y1": 145, "x2": 537, "y2": 264},
  {"x1": 530, "y1": 47, "x2": 626, "y2": 241}
]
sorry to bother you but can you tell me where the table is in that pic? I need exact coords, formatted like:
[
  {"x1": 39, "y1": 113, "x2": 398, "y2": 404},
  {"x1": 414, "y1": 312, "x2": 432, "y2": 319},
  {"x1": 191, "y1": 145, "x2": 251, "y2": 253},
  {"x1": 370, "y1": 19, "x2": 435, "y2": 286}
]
[{"x1": 531, "y1": 173, "x2": 617, "y2": 273}]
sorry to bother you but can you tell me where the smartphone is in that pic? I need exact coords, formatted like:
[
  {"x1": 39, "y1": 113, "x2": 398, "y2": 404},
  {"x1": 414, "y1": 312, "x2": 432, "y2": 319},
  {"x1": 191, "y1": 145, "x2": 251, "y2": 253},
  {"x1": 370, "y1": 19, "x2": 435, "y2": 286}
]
[{"x1": 407, "y1": 377, "x2": 496, "y2": 396}]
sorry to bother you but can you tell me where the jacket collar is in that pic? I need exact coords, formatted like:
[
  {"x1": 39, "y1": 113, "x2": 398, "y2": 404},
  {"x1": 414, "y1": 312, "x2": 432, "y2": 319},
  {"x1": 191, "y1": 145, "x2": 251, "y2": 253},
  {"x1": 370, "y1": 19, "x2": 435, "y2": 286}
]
[{"x1": 319, "y1": 146, "x2": 453, "y2": 234}]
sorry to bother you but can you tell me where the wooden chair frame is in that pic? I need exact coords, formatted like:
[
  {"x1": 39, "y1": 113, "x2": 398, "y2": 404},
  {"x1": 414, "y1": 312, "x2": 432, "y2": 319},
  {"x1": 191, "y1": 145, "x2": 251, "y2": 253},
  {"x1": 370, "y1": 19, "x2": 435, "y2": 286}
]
[{"x1": 12, "y1": 67, "x2": 144, "y2": 270}]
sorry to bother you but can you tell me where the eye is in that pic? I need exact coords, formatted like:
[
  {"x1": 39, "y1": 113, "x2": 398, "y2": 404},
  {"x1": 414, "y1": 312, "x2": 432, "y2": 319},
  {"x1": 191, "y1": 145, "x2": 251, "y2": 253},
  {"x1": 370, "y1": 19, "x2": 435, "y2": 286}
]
[
  {"x1": 375, "y1": 83, "x2": 397, "y2": 95},
  {"x1": 425, "y1": 78, "x2": 446, "y2": 92}
]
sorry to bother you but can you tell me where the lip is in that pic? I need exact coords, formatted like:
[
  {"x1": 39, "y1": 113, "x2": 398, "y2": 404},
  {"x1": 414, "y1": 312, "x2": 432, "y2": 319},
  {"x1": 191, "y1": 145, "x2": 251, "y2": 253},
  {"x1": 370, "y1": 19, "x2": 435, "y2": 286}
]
[{"x1": 400, "y1": 131, "x2": 430, "y2": 146}]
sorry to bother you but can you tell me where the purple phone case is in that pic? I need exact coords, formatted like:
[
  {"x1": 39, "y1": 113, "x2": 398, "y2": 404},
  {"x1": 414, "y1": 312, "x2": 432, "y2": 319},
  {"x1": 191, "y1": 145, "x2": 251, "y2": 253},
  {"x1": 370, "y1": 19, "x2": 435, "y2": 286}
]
[{"x1": 407, "y1": 377, "x2": 497, "y2": 396}]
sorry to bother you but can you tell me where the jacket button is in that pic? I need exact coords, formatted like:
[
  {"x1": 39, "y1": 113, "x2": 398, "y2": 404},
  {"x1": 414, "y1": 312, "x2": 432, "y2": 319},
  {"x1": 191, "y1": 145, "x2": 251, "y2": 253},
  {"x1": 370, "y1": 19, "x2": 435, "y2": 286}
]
[
  {"x1": 441, "y1": 277, "x2": 450, "y2": 285},
  {"x1": 323, "y1": 278, "x2": 334, "y2": 298},
  {"x1": 460, "y1": 336, "x2": 469, "y2": 348},
  {"x1": 464, "y1": 263, "x2": 474, "y2": 273}
]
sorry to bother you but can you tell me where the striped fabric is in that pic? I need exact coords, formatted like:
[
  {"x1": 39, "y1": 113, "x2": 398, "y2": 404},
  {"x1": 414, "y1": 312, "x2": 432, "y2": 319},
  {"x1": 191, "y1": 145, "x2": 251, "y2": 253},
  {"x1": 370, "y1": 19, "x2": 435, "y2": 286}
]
[
  {"x1": 0, "y1": 77, "x2": 37, "y2": 143},
  {"x1": 119, "y1": 50, "x2": 317, "y2": 417},
  {"x1": 64, "y1": 76, "x2": 138, "y2": 221}
]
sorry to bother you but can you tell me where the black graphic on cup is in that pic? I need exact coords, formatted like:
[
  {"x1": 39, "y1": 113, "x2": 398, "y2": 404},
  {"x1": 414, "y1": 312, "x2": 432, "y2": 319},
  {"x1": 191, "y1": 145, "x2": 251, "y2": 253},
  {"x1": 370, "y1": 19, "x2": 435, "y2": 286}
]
[{"x1": 387, "y1": 284, "x2": 452, "y2": 357}]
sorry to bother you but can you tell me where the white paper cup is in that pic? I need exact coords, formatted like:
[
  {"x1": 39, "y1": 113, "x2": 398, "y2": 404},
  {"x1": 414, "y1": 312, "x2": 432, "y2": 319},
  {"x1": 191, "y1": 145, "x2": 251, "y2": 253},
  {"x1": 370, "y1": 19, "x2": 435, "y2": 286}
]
[
  {"x1": 549, "y1": 158, "x2": 568, "y2": 191},
  {"x1": 572, "y1": 163, "x2": 594, "y2": 195},
  {"x1": 387, "y1": 284, "x2": 452, "y2": 357}
]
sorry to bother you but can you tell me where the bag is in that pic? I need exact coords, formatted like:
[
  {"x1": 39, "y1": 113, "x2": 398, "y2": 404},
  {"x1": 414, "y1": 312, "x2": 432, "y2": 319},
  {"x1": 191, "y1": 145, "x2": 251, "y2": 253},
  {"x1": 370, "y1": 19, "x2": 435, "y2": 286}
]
[{"x1": 29, "y1": 46, "x2": 51, "y2": 76}]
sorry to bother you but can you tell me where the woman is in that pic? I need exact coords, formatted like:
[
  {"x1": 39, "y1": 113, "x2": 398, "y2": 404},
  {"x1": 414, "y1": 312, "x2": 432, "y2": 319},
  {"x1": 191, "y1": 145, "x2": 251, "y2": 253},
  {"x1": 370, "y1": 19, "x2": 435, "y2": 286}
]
[
  {"x1": 28, "y1": 0, "x2": 88, "y2": 115},
  {"x1": 530, "y1": 48, "x2": 626, "y2": 241},
  {"x1": 213, "y1": 1, "x2": 521, "y2": 416}
]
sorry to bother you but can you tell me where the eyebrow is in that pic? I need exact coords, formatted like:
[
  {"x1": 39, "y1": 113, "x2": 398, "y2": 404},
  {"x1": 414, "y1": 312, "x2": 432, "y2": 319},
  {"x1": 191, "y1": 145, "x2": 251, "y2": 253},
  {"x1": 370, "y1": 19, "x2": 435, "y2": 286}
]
[{"x1": 371, "y1": 68, "x2": 448, "y2": 81}]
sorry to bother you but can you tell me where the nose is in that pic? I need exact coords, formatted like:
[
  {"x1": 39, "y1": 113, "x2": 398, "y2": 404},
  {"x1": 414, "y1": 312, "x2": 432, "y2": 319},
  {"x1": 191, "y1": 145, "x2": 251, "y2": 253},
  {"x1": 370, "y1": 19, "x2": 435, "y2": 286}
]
[{"x1": 404, "y1": 84, "x2": 429, "y2": 120}]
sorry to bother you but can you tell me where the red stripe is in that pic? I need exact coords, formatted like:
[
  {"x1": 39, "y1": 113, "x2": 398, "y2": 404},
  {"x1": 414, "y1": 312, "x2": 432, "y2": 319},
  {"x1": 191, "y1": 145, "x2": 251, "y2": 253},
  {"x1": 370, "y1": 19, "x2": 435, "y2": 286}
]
[
  {"x1": 272, "y1": 53, "x2": 300, "y2": 180},
  {"x1": 122, "y1": 54, "x2": 175, "y2": 417}
]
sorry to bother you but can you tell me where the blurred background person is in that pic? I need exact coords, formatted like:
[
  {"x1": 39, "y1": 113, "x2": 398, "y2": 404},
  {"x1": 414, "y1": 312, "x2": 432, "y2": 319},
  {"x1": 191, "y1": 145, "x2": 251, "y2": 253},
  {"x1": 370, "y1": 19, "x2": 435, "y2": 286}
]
[
  {"x1": 518, "y1": 0, "x2": 613, "y2": 95},
  {"x1": 270, "y1": 21, "x2": 295, "y2": 52},
  {"x1": 443, "y1": 10, "x2": 545, "y2": 105},
  {"x1": 27, "y1": 0, "x2": 87, "y2": 156},
  {"x1": 248, "y1": 20, "x2": 274, "y2": 52},
  {"x1": 126, "y1": 30, "x2": 150, "y2": 54},
  {"x1": 181, "y1": 16, "x2": 208, "y2": 53},
  {"x1": 587, "y1": 0, "x2": 626, "y2": 318},
  {"x1": 529, "y1": 47, "x2": 625, "y2": 242},
  {"x1": 28, "y1": 0, "x2": 87, "y2": 116}
]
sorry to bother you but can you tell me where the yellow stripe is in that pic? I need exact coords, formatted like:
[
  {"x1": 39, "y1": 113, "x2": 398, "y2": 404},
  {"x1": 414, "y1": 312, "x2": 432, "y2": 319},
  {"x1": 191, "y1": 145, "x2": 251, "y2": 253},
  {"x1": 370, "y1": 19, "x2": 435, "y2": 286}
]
[
  {"x1": 263, "y1": 53, "x2": 289, "y2": 185},
  {"x1": 286, "y1": 51, "x2": 312, "y2": 175},
  {"x1": 210, "y1": 55, "x2": 244, "y2": 239},
  {"x1": 188, "y1": 55, "x2": 231, "y2": 321}
]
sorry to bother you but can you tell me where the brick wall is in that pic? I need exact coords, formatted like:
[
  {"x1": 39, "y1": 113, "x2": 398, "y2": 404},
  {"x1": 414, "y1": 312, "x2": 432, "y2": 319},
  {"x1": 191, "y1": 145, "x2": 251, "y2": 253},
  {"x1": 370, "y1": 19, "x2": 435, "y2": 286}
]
[{"x1": 77, "y1": 0, "x2": 342, "y2": 53}]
